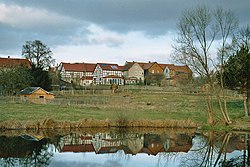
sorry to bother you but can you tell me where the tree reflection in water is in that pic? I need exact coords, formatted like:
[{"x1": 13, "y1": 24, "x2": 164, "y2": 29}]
[
  {"x1": 180, "y1": 132, "x2": 249, "y2": 167},
  {"x1": 0, "y1": 136, "x2": 53, "y2": 167}
]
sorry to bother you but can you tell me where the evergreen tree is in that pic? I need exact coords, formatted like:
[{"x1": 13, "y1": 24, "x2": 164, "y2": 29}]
[{"x1": 224, "y1": 46, "x2": 250, "y2": 115}]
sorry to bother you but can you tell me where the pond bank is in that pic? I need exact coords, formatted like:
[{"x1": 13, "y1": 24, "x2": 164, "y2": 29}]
[{"x1": 0, "y1": 118, "x2": 198, "y2": 130}]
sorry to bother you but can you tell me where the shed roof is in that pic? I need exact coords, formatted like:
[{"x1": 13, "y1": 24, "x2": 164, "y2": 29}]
[{"x1": 17, "y1": 87, "x2": 54, "y2": 95}]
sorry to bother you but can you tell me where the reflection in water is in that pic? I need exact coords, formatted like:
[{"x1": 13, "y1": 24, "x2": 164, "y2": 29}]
[
  {"x1": 180, "y1": 132, "x2": 249, "y2": 167},
  {"x1": 0, "y1": 129, "x2": 249, "y2": 166},
  {"x1": 0, "y1": 135, "x2": 53, "y2": 167},
  {"x1": 58, "y1": 131, "x2": 192, "y2": 156}
]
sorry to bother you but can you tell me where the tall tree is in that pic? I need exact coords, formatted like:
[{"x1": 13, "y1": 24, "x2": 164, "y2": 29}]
[
  {"x1": 22, "y1": 40, "x2": 54, "y2": 90},
  {"x1": 224, "y1": 46, "x2": 250, "y2": 116},
  {"x1": 214, "y1": 7, "x2": 238, "y2": 124},
  {"x1": 173, "y1": 6, "x2": 235, "y2": 125},
  {"x1": 173, "y1": 6, "x2": 217, "y2": 124},
  {"x1": 22, "y1": 40, "x2": 55, "y2": 70}
]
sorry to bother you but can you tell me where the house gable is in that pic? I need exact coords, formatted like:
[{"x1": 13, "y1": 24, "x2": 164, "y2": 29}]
[{"x1": 147, "y1": 62, "x2": 164, "y2": 75}]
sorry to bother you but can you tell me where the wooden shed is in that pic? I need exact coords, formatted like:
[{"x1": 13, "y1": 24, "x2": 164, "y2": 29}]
[{"x1": 17, "y1": 87, "x2": 54, "y2": 104}]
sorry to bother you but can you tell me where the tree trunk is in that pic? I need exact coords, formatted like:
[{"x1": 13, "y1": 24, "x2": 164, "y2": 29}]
[
  {"x1": 247, "y1": 90, "x2": 250, "y2": 116},
  {"x1": 244, "y1": 94, "x2": 248, "y2": 117},
  {"x1": 206, "y1": 95, "x2": 214, "y2": 125},
  {"x1": 216, "y1": 94, "x2": 232, "y2": 124}
]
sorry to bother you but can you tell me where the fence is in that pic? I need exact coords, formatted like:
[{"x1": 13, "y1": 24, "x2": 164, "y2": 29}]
[{"x1": 0, "y1": 95, "x2": 131, "y2": 106}]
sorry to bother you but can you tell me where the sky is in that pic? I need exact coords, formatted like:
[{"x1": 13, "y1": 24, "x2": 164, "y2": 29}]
[{"x1": 0, "y1": 0, "x2": 249, "y2": 66}]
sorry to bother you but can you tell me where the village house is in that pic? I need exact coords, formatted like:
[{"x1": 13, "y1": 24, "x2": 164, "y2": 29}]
[
  {"x1": 158, "y1": 64, "x2": 175, "y2": 79},
  {"x1": 17, "y1": 87, "x2": 55, "y2": 104},
  {"x1": 93, "y1": 63, "x2": 124, "y2": 85},
  {"x1": 56, "y1": 60, "x2": 192, "y2": 87},
  {"x1": 57, "y1": 62, "x2": 96, "y2": 86},
  {"x1": 138, "y1": 62, "x2": 164, "y2": 77},
  {"x1": 159, "y1": 64, "x2": 193, "y2": 86},
  {"x1": 122, "y1": 62, "x2": 144, "y2": 84}
]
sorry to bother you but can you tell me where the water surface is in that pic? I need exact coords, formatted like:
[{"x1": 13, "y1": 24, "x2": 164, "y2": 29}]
[{"x1": 0, "y1": 128, "x2": 248, "y2": 167}]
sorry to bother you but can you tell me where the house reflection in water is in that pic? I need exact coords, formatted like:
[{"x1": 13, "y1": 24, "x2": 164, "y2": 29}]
[{"x1": 58, "y1": 132, "x2": 193, "y2": 156}]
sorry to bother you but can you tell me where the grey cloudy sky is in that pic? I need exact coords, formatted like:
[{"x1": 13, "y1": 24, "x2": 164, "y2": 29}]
[{"x1": 0, "y1": 0, "x2": 249, "y2": 65}]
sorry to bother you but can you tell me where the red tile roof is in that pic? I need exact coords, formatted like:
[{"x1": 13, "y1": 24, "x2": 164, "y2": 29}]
[
  {"x1": 61, "y1": 144, "x2": 95, "y2": 153},
  {"x1": 61, "y1": 62, "x2": 96, "y2": 72},
  {"x1": 0, "y1": 57, "x2": 31, "y2": 68}
]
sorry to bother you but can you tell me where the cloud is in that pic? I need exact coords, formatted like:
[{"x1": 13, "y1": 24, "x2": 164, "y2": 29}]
[
  {"x1": 87, "y1": 24, "x2": 124, "y2": 47},
  {"x1": 0, "y1": 0, "x2": 249, "y2": 63},
  {"x1": 53, "y1": 24, "x2": 174, "y2": 65},
  {"x1": 0, "y1": 3, "x2": 79, "y2": 29}
]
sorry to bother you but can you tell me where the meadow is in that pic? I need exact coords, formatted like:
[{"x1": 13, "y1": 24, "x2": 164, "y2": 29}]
[{"x1": 0, "y1": 89, "x2": 246, "y2": 130}]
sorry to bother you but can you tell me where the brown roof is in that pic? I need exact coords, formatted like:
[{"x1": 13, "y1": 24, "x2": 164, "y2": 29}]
[
  {"x1": 0, "y1": 57, "x2": 31, "y2": 68},
  {"x1": 122, "y1": 62, "x2": 135, "y2": 71},
  {"x1": 61, "y1": 62, "x2": 96, "y2": 72},
  {"x1": 159, "y1": 64, "x2": 175, "y2": 70},
  {"x1": 97, "y1": 63, "x2": 123, "y2": 71},
  {"x1": 138, "y1": 62, "x2": 155, "y2": 70},
  {"x1": 159, "y1": 63, "x2": 192, "y2": 74},
  {"x1": 172, "y1": 65, "x2": 192, "y2": 73}
]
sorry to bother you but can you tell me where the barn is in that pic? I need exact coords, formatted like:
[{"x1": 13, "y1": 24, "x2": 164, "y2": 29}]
[{"x1": 17, "y1": 87, "x2": 54, "y2": 104}]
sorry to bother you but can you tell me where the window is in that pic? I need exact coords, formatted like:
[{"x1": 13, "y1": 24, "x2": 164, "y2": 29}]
[
  {"x1": 39, "y1": 96, "x2": 44, "y2": 99},
  {"x1": 152, "y1": 70, "x2": 154, "y2": 74}
]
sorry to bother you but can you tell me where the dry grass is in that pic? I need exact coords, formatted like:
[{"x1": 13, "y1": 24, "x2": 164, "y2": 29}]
[
  {"x1": 0, "y1": 91, "x2": 244, "y2": 129},
  {"x1": 0, "y1": 118, "x2": 198, "y2": 130}
]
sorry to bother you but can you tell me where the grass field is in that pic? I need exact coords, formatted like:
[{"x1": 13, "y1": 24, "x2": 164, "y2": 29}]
[{"x1": 0, "y1": 91, "x2": 246, "y2": 129}]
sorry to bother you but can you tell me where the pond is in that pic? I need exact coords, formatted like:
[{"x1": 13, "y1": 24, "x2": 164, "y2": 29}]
[{"x1": 0, "y1": 128, "x2": 249, "y2": 167}]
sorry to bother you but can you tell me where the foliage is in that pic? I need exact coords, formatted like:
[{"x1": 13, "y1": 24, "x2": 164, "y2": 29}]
[
  {"x1": 0, "y1": 66, "x2": 32, "y2": 95},
  {"x1": 30, "y1": 65, "x2": 52, "y2": 91},
  {"x1": 144, "y1": 74, "x2": 164, "y2": 86},
  {"x1": 22, "y1": 40, "x2": 55, "y2": 70},
  {"x1": 224, "y1": 46, "x2": 250, "y2": 91},
  {"x1": 224, "y1": 45, "x2": 250, "y2": 115}
]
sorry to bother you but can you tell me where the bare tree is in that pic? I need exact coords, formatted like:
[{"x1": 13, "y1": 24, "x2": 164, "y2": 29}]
[
  {"x1": 173, "y1": 6, "x2": 237, "y2": 125},
  {"x1": 22, "y1": 40, "x2": 55, "y2": 70},
  {"x1": 173, "y1": 6, "x2": 217, "y2": 124},
  {"x1": 238, "y1": 25, "x2": 250, "y2": 49},
  {"x1": 214, "y1": 7, "x2": 238, "y2": 121}
]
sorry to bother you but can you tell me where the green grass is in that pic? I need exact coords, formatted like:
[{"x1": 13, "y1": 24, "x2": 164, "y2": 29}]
[{"x1": 0, "y1": 92, "x2": 245, "y2": 128}]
